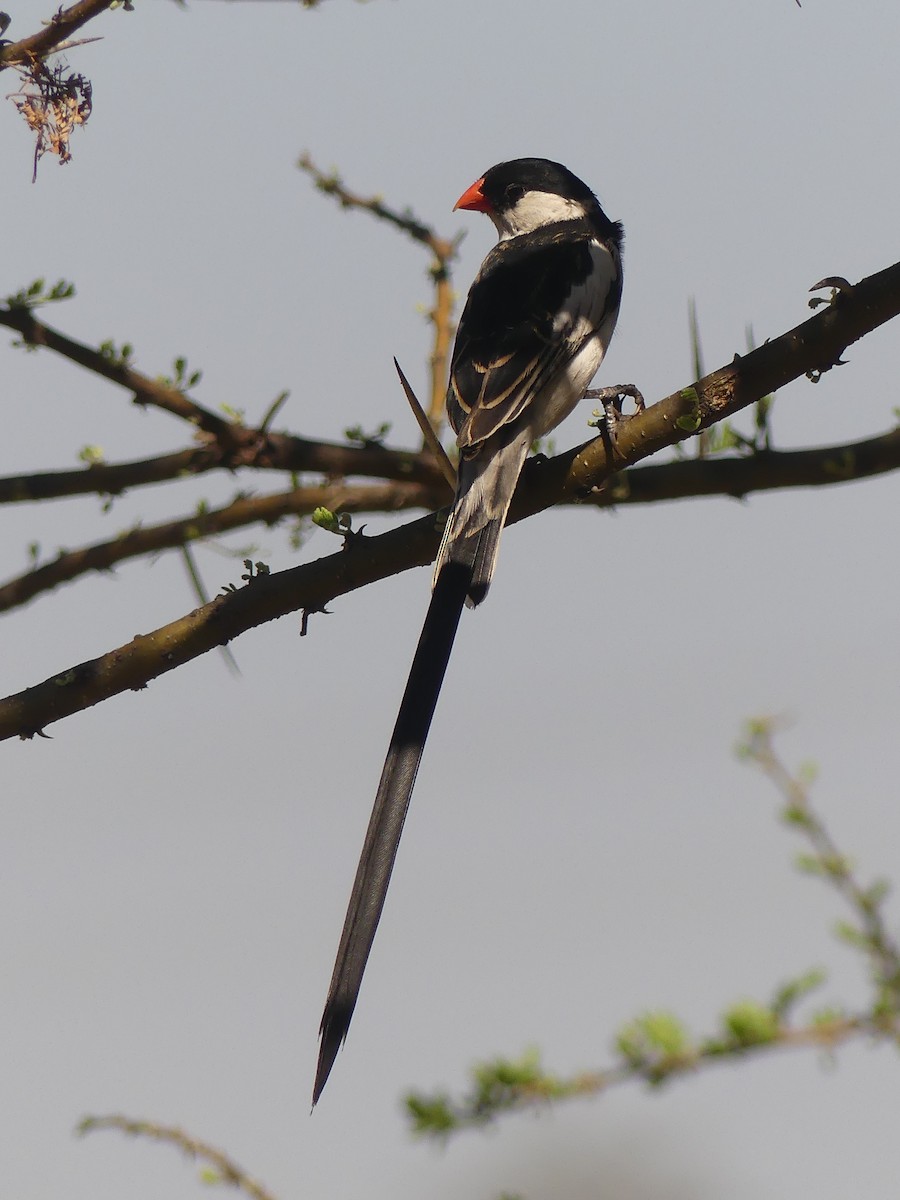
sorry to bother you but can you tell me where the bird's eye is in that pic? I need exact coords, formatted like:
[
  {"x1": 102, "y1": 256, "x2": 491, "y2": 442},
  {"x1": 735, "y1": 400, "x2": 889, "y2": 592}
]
[{"x1": 505, "y1": 184, "x2": 525, "y2": 205}]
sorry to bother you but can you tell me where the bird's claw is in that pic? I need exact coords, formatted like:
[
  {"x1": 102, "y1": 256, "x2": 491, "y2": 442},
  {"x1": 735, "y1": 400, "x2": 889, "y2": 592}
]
[
  {"x1": 586, "y1": 384, "x2": 646, "y2": 433},
  {"x1": 808, "y1": 276, "x2": 854, "y2": 310}
]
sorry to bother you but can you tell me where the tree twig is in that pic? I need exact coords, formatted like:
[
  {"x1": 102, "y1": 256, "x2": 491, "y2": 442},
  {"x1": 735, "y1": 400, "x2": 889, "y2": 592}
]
[
  {"x1": 78, "y1": 1115, "x2": 278, "y2": 1200},
  {"x1": 0, "y1": 304, "x2": 240, "y2": 442},
  {"x1": 298, "y1": 153, "x2": 461, "y2": 424},
  {"x1": 405, "y1": 1011, "x2": 890, "y2": 1136}
]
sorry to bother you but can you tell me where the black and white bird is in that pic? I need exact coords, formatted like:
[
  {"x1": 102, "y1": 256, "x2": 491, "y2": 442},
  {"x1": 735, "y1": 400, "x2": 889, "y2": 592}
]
[{"x1": 313, "y1": 159, "x2": 624, "y2": 1104}]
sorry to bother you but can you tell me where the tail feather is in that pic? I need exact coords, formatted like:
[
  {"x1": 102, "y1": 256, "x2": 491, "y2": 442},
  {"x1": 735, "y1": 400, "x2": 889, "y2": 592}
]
[
  {"x1": 432, "y1": 433, "x2": 531, "y2": 606},
  {"x1": 313, "y1": 562, "x2": 471, "y2": 1105},
  {"x1": 314, "y1": 432, "x2": 531, "y2": 1102}
]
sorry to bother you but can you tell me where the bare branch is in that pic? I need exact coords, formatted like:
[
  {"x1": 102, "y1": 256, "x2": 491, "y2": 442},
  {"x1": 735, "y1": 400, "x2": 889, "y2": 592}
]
[
  {"x1": 0, "y1": 434, "x2": 445, "y2": 505},
  {"x1": 511, "y1": 262, "x2": 900, "y2": 524},
  {"x1": 298, "y1": 152, "x2": 456, "y2": 261},
  {"x1": 7, "y1": 419, "x2": 900, "y2": 612},
  {"x1": 0, "y1": 479, "x2": 434, "y2": 614},
  {"x1": 2, "y1": 258, "x2": 899, "y2": 738},
  {"x1": 0, "y1": 0, "x2": 116, "y2": 70},
  {"x1": 6, "y1": 423, "x2": 900, "y2": 612},
  {"x1": 0, "y1": 447, "x2": 221, "y2": 504},
  {"x1": 586, "y1": 425, "x2": 900, "y2": 508}
]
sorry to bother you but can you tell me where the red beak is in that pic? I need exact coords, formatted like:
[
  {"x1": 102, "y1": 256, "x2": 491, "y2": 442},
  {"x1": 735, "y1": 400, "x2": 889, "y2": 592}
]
[{"x1": 453, "y1": 177, "x2": 491, "y2": 213}]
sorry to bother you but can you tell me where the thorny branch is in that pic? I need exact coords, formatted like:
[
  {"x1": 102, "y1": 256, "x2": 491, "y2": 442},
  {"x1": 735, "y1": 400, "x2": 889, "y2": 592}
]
[
  {"x1": 0, "y1": 478, "x2": 435, "y2": 614},
  {"x1": 3, "y1": 426, "x2": 900, "y2": 616},
  {"x1": 2, "y1": 257, "x2": 900, "y2": 739}
]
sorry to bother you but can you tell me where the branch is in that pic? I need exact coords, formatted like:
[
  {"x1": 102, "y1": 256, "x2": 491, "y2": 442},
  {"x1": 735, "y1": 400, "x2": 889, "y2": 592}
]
[
  {"x1": 7, "y1": 421, "x2": 900, "y2": 612},
  {"x1": 2, "y1": 406, "x2": 897, "y2": 513},
  {"x1": 0, "y1": 434, "x2": 445, "y2": 505},
  {"x1": 0, "y1": 447, "x2": 223, "y2": 504},
  {"x1": 405, "y1": 1011, "x2": 891, "y2": 1136},
  {"x1": 0, "y1": 479, "x2": 434, "y2": 614},
  {"x1": 0, "y1": 301, "x2": 456, "y2": 496},
  {"x1": 78, "y1": 1115, "x2": 278, "y2": 1200},
  {"x1": 588, "y1": 424, "x2": 900, "y2": 507},
  {"x1": 508, "y1": 263, "x2": 900, "y2": 525},
  {"x1": 0, "y1": 304, "x2": 239, "y2": 441},
  {"x1": 2, "y1": 259, "x2": 899, "y2": 739},
  {"x1": 0, "y1": 0, "x2": 116, "y2": 70},
  {"x1": 298, "y1": 152, "x2": 456, "y2": 261}
]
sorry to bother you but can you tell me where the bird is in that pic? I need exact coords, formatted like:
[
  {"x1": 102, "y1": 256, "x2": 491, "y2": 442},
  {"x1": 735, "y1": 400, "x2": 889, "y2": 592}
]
[{"x1": 313, "y1": 158, "x2": 624, "y2": 1104}]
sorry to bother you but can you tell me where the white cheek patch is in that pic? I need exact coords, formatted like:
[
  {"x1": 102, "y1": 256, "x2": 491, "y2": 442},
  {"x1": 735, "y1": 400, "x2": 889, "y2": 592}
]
[{"x1": 498, "y1": 191, "x2": 586, "y2": 237}]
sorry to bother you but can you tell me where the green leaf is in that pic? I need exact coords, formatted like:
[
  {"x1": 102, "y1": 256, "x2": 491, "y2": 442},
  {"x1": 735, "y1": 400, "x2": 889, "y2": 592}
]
[
  {"x1": 675, "y1": 412, "x2": 702, "y2": 432},
  {"x1": 312, "y1": 506, "x2": 341, "y2": 534},
  {"x1": 722, "y1": 1000, "x2": 779, "y2": 1046},
  {"x1": 405, "y1": 1092, "x2": 456, "y2": 1135},
  {"x1": 771, "y1": 968, "x2": 827, "y2": 1015},
  {"x1": 833, "y1": 920, "x2": 869, "y2": 949},
  {"x1": 77, "y1": 444, "x2": 105, "y2": 466},
  {"x1": 675, "y1": 388, "x2": 701, "y2": 433},
  {"x1": 795, "y1": 852, "x2": 826, "y2": 876},
  {"x1": 616, "y1": 1011, "x2": 689, "y2": 1063},
  {"x1": 781, "y1": 804, "x2": 811, "y2": 827}
]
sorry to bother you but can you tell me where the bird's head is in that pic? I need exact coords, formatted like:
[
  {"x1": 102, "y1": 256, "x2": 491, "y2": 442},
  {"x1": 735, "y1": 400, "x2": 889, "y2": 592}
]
[{"x1": 454, "y1": 158, "x2": 601, "y2": 239}]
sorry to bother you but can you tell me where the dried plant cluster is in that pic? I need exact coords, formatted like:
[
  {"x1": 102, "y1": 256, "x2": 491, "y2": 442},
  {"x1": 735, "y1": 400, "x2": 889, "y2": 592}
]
[{"x1": 8, "y1": 56, "x2": 92, "y2": 180}]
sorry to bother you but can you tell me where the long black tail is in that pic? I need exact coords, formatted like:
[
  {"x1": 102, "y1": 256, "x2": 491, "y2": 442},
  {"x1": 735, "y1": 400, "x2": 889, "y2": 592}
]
[{"x1": 312, "y1": 561, "x2": 472, "y2": 1104}]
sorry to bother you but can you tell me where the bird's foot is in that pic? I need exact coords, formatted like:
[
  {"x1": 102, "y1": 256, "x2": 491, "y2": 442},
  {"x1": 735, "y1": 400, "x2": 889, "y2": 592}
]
[
  {"x1": 808, "y1": 276, "x2": 854, "y2": 310},
  {"x1": 586, "y1": 384, "x2": 646, "y2": 435},
  {"x1": 806, "y1": 279, "x2": 854, "y2": 381}
]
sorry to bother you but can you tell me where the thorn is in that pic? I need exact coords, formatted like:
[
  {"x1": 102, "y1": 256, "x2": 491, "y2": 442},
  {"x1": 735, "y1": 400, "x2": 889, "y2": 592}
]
[
  {"x1": 300, "y1": 606, "x2": 330, "y2": 637},
  {"x1": 393, "y1": 358, "x2": 456, "y2": 490}
]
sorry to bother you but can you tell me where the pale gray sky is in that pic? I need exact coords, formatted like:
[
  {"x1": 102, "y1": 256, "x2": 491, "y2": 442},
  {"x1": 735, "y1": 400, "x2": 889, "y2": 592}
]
[{"x1": 3, "y1": 2, "x2": 900, "y2": 1198}]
